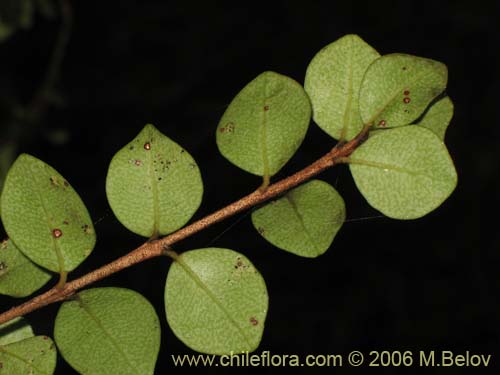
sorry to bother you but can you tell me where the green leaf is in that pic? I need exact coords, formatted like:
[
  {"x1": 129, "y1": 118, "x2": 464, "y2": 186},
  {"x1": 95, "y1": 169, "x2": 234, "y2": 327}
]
[
  {"x1": 0, "y1": 239, "x2": 52, "y2": 297},
  {"x1": 165, "y1": 248, "x2": 268, "y2": 354},
  {"x1": 414, "y1": 96, "x2": 454, "y2": 140},
  {"x1": 0, "y1": 142, "x2": 16, "y2": 212},
  {"x1": 305, "y1": 34, "x2": 380, "y2": 140},
  {"x1": 0, "y1": 154, "x2": 96, "y2": 273},
  {"x1": 216, "y1": 71, "x2": 311, "y2": 179},
  {"x1": 251, "y1": 180, "x2": 345, "y2": 257},
  {"x1": 349, "y1": 126, "x2": 457, "y2": 219},
  {"x1": 0, "y1": 318, "x2": 57, "y2": 375},
  {"x1": 0, "y1": 317, "x2": 34, "y2": 345},
  {"x1": 54, "y1": 287, "x2": 160, "y2": 375},
  {"x1": 106, "y1": 124, "x2": 203, "y2": 238},
  {"x1": 359, "y1": 54, "x2": 447, "y2": 128},
  {"x1": 0, "y1": 336, "x2": 57, "y2": 375}
]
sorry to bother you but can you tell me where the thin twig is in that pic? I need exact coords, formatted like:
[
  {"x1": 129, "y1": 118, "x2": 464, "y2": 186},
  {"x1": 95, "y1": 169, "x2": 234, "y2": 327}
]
[{"x1": 0, "y1": 126, "x2": 370, "y2": 325}]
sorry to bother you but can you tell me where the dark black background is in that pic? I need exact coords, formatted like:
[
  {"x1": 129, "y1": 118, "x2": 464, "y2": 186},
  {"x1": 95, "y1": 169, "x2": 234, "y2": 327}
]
[{"x1": 0, "y1": 0, "x2": 498, "y2": 373}]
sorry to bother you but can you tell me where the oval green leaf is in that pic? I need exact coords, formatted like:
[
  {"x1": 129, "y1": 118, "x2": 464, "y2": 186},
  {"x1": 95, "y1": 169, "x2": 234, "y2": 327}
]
[
  {"x1": 305, "y1": 34, "x2": 380, "y2": 140},
  {"x1": 0, "y1": 317, "x2": 57, "y2": 375},
  {"x1": 349, "y1": 126, "x2": 457, "y2": 219},
  {"x1": 54, "y1": 287, "x2": 160, "y2": 375},
  {"x1": 0, "y1": 336, "x2": 57, "y2": 375},
  {"x1": 165, "y1": 248, "x2": 268, "y2": 354},
  {"x1": 415, "y1": 96, "x2": 454, "y2": 140},
  {"x1": 0, "y1": 317, "x2": 34, "y2": 345},
  {"x1": 0, "y1": 154, "x2": 96, "y2": 273},
  {"x1": 359, "y1": 54, "x2": 447, "y2": 128},
  {"x1": 0, "y1": 239, "x2": 52, "y2": 297},
  {"x1": 216, "y1": 71, "x2": 311, "y2": 178},
  {"x1": 251, "y1": 180, "x2": 345, "y2": 257},
  {"x1": 106, "y1": 124, "x2": 203, "y2": 237},
  {"x1": 0, "y1": 141, "x2": 16, "y2": 210}
]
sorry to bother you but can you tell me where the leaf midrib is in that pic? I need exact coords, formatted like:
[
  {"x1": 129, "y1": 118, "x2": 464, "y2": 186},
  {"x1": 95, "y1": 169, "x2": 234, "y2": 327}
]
[
  {"x1": 27, "y1": 165, "x2": 66, "y2": 273},
  {"x1": 339, "y1": 39, "x2": 354, "y2": 141},
  {"x1": 146, "y1": 139, "x2": 160, "y2": 238},
  {"x1": 285, "y1": 194, "x2": 319, "y2": 255},
  {"x1": 175, "y1": 256, "x2": 253, "y2": 348},
  {"x1": 365, "y1": 62, "x2": 443, "y2": 125},
  {"x1": 348, "y1": 157, "x2": 453, "y2": 183},
  {"x1": 259, "y1": 100, "x2": 271, "y2": 180},
  {"x1": 0, "y1": 342, "x2": 51, "y2": 375},
  {"x1": 78, "y1": 299, "x2": 141, "y2": 375}
]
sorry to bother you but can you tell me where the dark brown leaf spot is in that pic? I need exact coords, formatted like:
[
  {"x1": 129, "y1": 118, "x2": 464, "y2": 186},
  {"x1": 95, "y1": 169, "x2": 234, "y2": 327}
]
[
  {"x1": 403, "y1": 90, "x2": 410, "y2": 96},
  {"x1": 63, "y1": 220, "x2": 69, "y2": 225},
  {"x1": 52, "y1": 229, "x2": 63, "y2": 238},
  {"x1": 263, "y1": 105, "x2": 270, "y2": 111},
  {"x1": 220, "y1": 122, "x2": 235, "y2": 134},
  {"x1": 403, "y1": 97, "x2": 411, "y2": 104},
  {"x1": 250, "y1": 317, "x2": 258, "y2": 326},
  {"x1": 144, "y1": 142, "x2": 151, "y2": 150},
  {"x1": 378, "y1": 120, "x2": 386, "y2": 127},
  {"x1": 134, "y1": 159, "x2": 143, "y2": 166}
]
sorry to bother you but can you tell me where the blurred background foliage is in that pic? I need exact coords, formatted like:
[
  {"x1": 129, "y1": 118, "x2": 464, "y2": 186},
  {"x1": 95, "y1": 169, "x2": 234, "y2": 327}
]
[{"x1": 0, "y1": 0, "x2": 498, "y2": 373}]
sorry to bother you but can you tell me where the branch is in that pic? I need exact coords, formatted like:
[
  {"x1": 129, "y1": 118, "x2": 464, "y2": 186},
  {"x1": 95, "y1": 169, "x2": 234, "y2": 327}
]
[{"x1": 0, "y1": 126, "x2": 370, "y2": 325}]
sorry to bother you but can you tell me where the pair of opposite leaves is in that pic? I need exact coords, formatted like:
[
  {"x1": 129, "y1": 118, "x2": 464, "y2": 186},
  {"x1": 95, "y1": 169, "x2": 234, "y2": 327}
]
[{"x1": 217, "y1": 34, "x2": 456, "y2": 257}]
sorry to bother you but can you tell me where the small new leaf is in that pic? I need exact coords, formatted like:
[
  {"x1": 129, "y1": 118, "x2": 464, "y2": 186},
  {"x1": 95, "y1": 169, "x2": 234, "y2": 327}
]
[
  {"x1": 251, "y1": 180, "x2": 345, "y2": 257},
  {"x1": 216, "y1": 71, "x2": 311, "y2": 179},
  {"x1": 54, "y1": 287, "x2": 161, "y2": 375},
  {"x1": 0, "y1": 154, "x2": 96, "y2": 273},
  {"x1": 359, "y1": 54, "x2": 447, "y2": 128},
  {"x1": 349, "y1": 127, "x2": 457, "y2": 219},
  {"x1": 305, "y1": 34, "x2": 380, "y2": 140},
  {"x1": 0, "y1": 239, "x2": 52, "y2": 298},
  {"x1": 106, "y1": 124, "x2": 203, "y2": 238},
  {"x1": 414, "y1": 96, "x2": 454, "y2": 140},
  {"x1": 165, "y1": 248, "x2": 268, "y2": 355}
]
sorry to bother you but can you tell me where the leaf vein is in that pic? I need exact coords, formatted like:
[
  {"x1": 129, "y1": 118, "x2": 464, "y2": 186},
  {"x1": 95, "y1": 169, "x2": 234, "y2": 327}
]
[
  {"x1": 284, "y1": 194, "x2": 319, "y2": 254},
  {"x1": 78, "y1": 300, "x2": 141, "y2": 375},
  {"x1": 174, "y1": 256, "x2": 253, "y2": 348}
]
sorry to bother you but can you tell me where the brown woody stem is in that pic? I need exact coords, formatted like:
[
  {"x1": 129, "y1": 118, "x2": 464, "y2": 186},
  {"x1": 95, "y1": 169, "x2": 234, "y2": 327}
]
[{"x1": 0, "y1": 126, "x2": 370, "y2": 325}]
